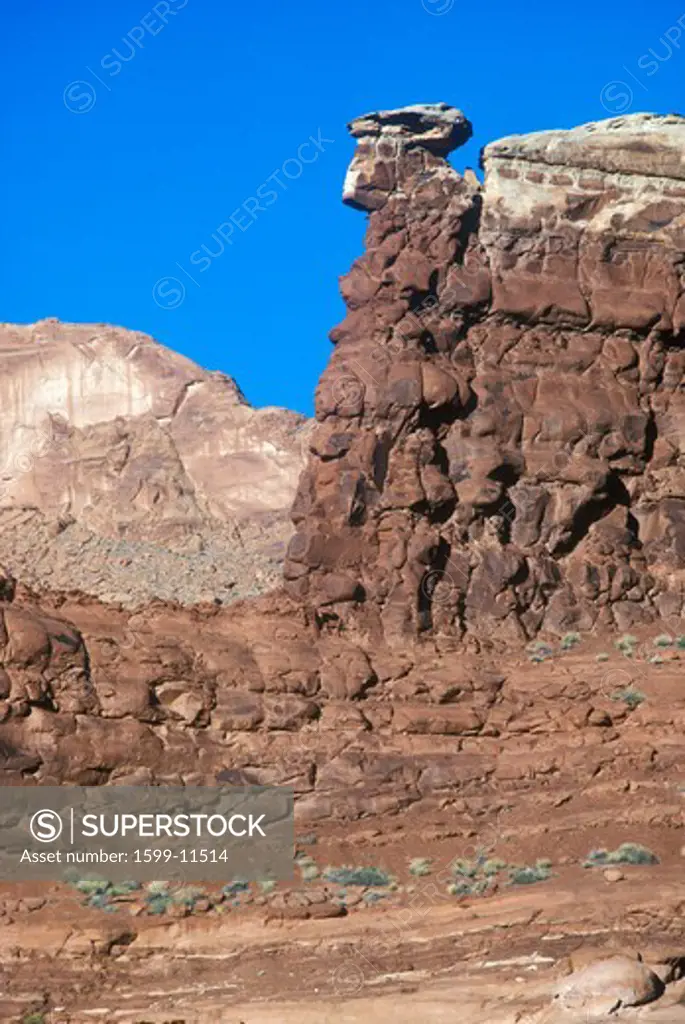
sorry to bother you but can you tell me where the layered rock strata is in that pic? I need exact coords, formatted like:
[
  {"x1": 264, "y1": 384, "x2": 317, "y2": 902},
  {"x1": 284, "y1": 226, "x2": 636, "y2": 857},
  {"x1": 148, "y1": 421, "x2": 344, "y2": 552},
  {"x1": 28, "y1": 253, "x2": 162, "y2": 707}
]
[{"x1": 285, "y1": 106, "x2": 685, "y2": 641}]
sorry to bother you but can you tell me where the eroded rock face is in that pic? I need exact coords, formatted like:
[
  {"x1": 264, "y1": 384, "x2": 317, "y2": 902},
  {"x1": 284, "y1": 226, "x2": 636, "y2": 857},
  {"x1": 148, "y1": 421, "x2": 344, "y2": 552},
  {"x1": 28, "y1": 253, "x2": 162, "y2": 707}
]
[
  {"x1": 0, "y1": 320, "x2": 311, "y2": 605},
  {"x1": 285, "y1": 107, "x2": 685, "y2": 641}
]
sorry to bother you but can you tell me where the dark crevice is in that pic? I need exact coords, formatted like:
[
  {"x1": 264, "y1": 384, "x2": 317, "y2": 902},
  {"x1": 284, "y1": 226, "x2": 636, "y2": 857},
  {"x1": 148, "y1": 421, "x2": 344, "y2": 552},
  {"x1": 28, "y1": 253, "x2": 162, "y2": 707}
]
[
  {"x1": 552, "y1": 472, "x2": 632, "y2": 557},
  {"x1": 487, "y1": 462, "x2": 520, "y2": 487},
  {"x1": 349, "y1": 475, "x2": 368, "y2": 526},
  {"x1": 627, "y1": 510, "x2": 640, "y2": 543},
  {"x1": 419, "y1": 329, "x2": 438, "y2": 354},
  {"x1": 418, "y1": 537, "x2": 451, "y2": 631},
  {"x1": 433, "y1": 441, "x2": 450, "y2": 476},
  {"x1": 418, "y1": 401, "x2": 463, "y2": 433},
  {"x1": 644, "y1": 408, "x2": 657, "y2": 463},
  {"x1": 428, "y1": 498, "x2": 457, "y2": 525},
  {"x1": 454, "y1": 194, "x2": 483, "y2": 255}
]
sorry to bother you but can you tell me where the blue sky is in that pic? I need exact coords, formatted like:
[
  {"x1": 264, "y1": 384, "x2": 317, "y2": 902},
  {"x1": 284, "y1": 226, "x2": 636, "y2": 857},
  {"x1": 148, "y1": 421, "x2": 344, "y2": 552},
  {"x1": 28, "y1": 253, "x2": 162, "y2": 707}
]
[{"x1": 3, "y1": 0, "x2": 684, "y2": 414}]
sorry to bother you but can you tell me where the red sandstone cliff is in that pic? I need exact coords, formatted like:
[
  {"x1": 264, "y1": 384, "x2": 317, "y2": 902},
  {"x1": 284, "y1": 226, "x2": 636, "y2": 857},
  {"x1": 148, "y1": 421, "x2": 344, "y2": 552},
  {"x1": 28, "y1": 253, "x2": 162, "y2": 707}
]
[{"x1": 285, "y1": 105, "x2": 685, "y2": 643}]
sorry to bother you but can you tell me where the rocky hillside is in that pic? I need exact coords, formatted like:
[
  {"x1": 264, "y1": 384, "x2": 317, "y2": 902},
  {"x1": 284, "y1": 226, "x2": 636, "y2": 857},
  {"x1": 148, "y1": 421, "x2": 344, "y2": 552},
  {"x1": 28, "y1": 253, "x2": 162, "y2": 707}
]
[
  {"x1": 286, "y1": 106, "x2": 685, "y2": 644},
  {"x1": 2, "y1": 105, "x2": 685, "y2": 1023},
  {"x1": 0, "y1": 319, "x2": 311, "y2": 606}
]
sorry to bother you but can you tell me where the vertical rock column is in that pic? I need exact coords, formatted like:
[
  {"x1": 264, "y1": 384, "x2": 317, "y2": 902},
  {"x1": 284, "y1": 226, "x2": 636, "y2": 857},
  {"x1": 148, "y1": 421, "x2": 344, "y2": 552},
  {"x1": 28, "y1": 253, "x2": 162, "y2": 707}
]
[{"x1": 284, "y1": 104, "x2": 490, "y2": 640}]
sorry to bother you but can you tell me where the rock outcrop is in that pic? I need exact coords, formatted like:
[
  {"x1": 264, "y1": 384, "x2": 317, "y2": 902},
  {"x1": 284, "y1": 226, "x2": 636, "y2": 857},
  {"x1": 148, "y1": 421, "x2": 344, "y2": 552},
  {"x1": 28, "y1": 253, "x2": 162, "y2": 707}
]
[
  {"x1": 0, "y1": 320, "x2": 311, "y2": 605},
  {"x1": 285, "y1": 106, "x2": 685, "y2": 642}
]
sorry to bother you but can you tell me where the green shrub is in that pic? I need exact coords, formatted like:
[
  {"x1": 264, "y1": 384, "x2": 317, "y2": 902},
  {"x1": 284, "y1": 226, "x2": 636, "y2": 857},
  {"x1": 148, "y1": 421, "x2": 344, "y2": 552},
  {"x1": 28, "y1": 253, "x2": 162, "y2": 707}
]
[
  {"x1": 527, "y1": 640, "x2": 554, "y2": 663},
  {"x1": 508, "y1": 860, "x2": 552, "y2": 886},
  {"x1": 447, "y1": 853, "x2": 511, "y2": 898},
  {"x1": 146, "y1": 880, "x2": 170, "y2": 897},
  {"x1": 363, "y1": 890, "x2": 388, "y2": 905},
  {"x1": 561, "y1": 632, "x2": 581, "y2": 650},
  {"x1": 408, "y1": 857, "x2": 432, "y2": 877},
  {"x1": 295, "y1": 854, "x2": 320, "y2": 881},
  {"x1": 616, "y1": 634, "x2": 638, "y2": 656},
  {"x1": 323, "y1": 865, "x2": 391, "y2": 887},
  {"x1": 222, "y1": 880, "x2": 250, "y2": 896},
  {"x1": 583, "y1": 843, "x2": 659, "y2": 868},
  {"x1": 173, "y1": 885, "x2": 206, "y2": 909},
  {"x1": 22, "y1": 1013, "x2": 46, "y2": 1024},
  {"x1": 482, "y1": 857, "x2": 508, "y2": 877},
  {"x1": 74, "y1": 878, "x2": 110, "y2": 896},
  {"x1": 653, "y1": 634, "x2": 673, "y2": 648},
  {"x1": 108, "y1": 880, "x2": 142, "y2": 897},
  {"x1": 451, "y1": 857, "x2": 479, "y2": 879},
  {"x1": 146, "y1": 894, "x2": 173, "y2": 915},
  {"x1": 145, "y1": 880, "x2": 172, "y2": 915},
  {"x1": 611, "y1": 687, "x2": 645, "y2": 710},
  {"x1": 676, "y1": 636, "x2": 685, "y2": 650}
]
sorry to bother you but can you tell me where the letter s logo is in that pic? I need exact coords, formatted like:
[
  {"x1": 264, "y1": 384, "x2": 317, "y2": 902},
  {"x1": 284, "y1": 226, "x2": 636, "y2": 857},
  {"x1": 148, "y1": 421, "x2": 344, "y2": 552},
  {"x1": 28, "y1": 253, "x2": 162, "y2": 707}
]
[{"x1": 29, "y1": 809, "x2": 63, "y2": 843}]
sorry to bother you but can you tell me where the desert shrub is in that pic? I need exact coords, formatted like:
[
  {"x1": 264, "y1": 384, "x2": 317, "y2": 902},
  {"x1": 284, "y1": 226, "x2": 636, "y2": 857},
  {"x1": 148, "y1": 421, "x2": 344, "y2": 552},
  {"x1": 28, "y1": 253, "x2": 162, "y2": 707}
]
[
  {"x1": 22, "y1": 1014, "x2": 46, "y2": 1024},
  {"x1": 108, "y1": 881, "x2": 142, "y2": 895},
  {"x1": 611, "y1": 687, "x2": 645, "y2": 709},
  {"x1": 648, "y1": 654, "x2": 664, "y2": 665},
  {"x1": 561, "y1": 632, "x2": 581, "y2": 650},
  {"x1": 69, "y1": 877, "x2": 143, "y2": 909},
  {"x1": 74, "y1": 878, "x2": 110, "y2": 896},
  {"x1": 258, "y1": 879, "x2": 276, "y2": 894},
  {"x1": 584, "y1": 843, "x2": 658, "y2": 868},
  {"x1": 616, "y1": 634, "x2": 638, "y2": 656},
  {"x1": 482, "y1": 857, "x2": 508, "y2": 876},
  {"x1": 222, "y1": 880, "x2": 250, "y2": 896},
  {"x1": 527, "y1": 640, "x2": 554, "y2": 663},
  {"x1": 447, "y1": 854, "x2": 512, "y2": 898},
  {"x1": 448, "y1": 877, "x2": 493, "y2": 897},
  {"x1": 408, "y1": 857, "x2": 432, "y2": 877},
  {"x1": 145, "y1": 880, "x2": 172, "y2": 914},
  {"x1": 451, "y1": 857, "x2": 479, "y2": 879},
  {"x1": 508, "y1": 859, "x2": 552, "y2": 886},
  {"x1": 363, "y1": 890, "x2": 388, "y2": 905},
  {"x1": 146, "y1": 880, "x2": 170, "y2": 896},
  {"x1": 323, "y1": 865, "x2": 391, "y2": 887},
  {"x1": 596, "y1": 653, "x2": 610, "y2": 662},
  {"x1": 295, "y1": 854, "x2": 320, "y2": 881},
  {"x1": 173, "y1": 885, "x2": 206, "y2": 909}
]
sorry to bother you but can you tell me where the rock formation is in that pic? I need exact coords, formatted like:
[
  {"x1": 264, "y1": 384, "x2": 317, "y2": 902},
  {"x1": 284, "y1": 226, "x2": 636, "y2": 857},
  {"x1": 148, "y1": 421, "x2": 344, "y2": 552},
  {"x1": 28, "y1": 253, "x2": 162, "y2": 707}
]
[
  {"x1": 285, "y1": 105, "x2": 685, "y2": 642},
  {"x1": 0, "y1": 319, "x2": 311, "y2": 605}
]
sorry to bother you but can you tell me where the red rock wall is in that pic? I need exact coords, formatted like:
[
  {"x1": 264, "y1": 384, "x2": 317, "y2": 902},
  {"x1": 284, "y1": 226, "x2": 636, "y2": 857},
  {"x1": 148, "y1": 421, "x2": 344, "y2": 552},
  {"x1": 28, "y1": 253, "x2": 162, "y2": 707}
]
[{"x1": 285, "y1": 107, "x2": 685, "y2": 642}]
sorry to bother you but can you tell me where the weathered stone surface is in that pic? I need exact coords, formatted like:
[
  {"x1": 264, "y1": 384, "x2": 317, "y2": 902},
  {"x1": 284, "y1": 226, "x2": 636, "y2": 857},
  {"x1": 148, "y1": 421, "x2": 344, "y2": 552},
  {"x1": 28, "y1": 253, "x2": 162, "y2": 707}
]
[
  {"x1": 0, "y1": 319, "x2": 311, "y2": 606},
  {"x1": 553, "y1": 955, "x2": 664, "y2": 1016},
  {"x1": 286, "y1": 107, "x2": 685, "y2": 642}
]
